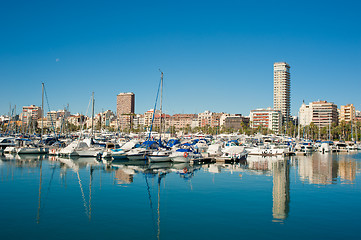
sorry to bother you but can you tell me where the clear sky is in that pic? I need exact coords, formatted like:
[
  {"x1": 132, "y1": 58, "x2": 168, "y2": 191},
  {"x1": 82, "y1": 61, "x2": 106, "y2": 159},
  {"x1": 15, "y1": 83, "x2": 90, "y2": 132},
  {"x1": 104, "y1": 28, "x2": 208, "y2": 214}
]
[{"x1": 1, "y1": 0, "x2": 360, "y2": 117}]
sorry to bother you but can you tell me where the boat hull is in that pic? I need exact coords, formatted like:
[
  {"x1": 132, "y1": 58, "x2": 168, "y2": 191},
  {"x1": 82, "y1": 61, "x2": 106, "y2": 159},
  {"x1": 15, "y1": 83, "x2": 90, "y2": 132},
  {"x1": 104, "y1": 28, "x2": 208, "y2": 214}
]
[
  {"x1": 148, "y1": 155, "x2": 171, "y2": 162},
  {"x1": 17, "y1": 147, "x2": 49, "y2": 154}
]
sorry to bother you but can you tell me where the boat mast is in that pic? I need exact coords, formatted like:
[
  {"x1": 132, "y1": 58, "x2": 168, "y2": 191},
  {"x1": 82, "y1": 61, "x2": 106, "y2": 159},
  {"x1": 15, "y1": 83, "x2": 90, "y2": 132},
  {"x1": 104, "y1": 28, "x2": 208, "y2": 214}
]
[
  {"x1": 41, "y1": 83, "x2": 44, "y2": 138},
  {"x1": 148, "y1": 72, "x2": 162, "y2": 141},
  {"x1": 297, "y1": 111, "x2": 300, "y2": 140},
  {"x1": 328, "y1": 112, "x2": 331, "y2": 141},
  {"x1": 351, "y1": 120, "x2": 357, "y2": 144},
  {"x1": 91, "y1": 92, "x2": 95, "y2": 139},
  {"x1": 159, "y1": 71, "x2": 163, "y2": 142},
  {"x1": 351, "y1": 118, "x2": 354, "y2": 142}
]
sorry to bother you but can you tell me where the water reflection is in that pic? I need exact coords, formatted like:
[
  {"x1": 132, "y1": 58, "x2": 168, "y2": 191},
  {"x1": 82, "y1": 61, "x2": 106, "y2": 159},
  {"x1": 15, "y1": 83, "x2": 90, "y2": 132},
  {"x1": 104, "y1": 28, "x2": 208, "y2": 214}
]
[
  {"x1": 0, "y1": 152, "x2": 360, "y2": 231},
  {"x1": 296, "y1": 153, "x2": 361, "y2": 185},
  {"x1": 338, "y1": 156, "x2": 356, "y2": 184},
  {"x1": 57, "y1": 157, "x2": 100, "y2": 221},
  {"x1": 246, "y1": 156, "x2": 290, "y2": 222},
  {"x1": 272, "y1": 159, "x2": 290, "y2": 222}
]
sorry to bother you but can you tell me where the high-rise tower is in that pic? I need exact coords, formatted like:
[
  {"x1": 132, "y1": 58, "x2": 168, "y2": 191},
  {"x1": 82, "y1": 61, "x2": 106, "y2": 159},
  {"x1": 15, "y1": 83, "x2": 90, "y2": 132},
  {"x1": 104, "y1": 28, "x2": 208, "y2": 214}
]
[
  {"x1": 273, "y1": 62, "x2": 291, "y2": 123},
  {"x1": 116, "y1": 92, "x2": 135, "y2": 129}
]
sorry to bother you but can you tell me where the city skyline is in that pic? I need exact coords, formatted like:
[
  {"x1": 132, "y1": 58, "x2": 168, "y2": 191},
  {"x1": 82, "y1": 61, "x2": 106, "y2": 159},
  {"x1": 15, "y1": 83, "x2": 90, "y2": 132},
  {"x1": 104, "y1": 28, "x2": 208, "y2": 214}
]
[{"x1": 1, "y1": 0, "x2": 360, "y2": 115}]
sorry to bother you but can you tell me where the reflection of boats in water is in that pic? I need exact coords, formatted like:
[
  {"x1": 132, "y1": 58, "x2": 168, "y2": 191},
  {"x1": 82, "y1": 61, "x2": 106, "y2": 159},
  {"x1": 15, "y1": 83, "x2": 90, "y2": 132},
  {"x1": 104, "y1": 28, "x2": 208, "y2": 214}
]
[
  {"x1": 57, "y1": 156, "x2": 100, "y2": 172},
  {"x1": 148, "y1": 162, "x2": 173, "y2": 171},
  {"x1": 111, "y1": 160, "x2": 148, "y2": 172},
  {"x1": 56, "y1": 156, "x2": 98, "y2": 220},
  {"x1": 171, "y1": 162, "x2": 190, "y2": 171},
  {"x1": 171, "y1": 163, "x2": 201, "y2": 179},
  {"x1": 15, "y1": 154, "x2": 46, "y2": 161}
]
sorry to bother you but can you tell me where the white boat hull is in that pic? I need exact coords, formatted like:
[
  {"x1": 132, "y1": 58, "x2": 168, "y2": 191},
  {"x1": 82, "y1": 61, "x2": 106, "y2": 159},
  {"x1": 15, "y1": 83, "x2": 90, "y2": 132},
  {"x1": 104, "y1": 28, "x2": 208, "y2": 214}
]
[
  {"x1": 17, "y1": 147, "x2": 49, "y2": 154},
  {"x1": 148, "y1": 155, "x2": 171, "y2": 162},
  {"x1": 170, "y1": 151, "x2": 201, "y2": 162}
]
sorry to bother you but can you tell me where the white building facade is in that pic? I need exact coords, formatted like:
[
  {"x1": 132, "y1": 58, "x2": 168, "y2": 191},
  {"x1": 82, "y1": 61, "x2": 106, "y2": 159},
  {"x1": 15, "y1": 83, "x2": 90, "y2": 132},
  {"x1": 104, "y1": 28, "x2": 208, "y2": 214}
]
[{"x1": 273, "y1": 62, "x2": 291, "y2": 123}]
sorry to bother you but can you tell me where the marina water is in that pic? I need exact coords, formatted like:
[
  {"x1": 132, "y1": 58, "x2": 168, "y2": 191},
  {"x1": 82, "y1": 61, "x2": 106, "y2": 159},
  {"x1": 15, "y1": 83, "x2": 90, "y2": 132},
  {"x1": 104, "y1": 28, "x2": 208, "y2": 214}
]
[{"x1": 1, "y1": 152, "x2": 360, "y2": 240}]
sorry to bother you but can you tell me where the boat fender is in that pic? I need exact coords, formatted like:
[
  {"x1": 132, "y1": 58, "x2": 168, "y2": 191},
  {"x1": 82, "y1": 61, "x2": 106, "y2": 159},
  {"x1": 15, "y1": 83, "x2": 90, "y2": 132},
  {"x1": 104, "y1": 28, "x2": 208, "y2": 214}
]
[{"x1": 184, "y1": 152, "x2": 189, "y2": 158}]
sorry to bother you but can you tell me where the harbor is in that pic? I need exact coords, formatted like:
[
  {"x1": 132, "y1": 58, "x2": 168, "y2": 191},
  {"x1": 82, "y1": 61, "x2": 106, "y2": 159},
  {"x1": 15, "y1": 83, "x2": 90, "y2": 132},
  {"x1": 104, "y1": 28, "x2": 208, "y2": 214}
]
[{"x1": 1, "y1": 1, "x2": 361, "y2": 239}]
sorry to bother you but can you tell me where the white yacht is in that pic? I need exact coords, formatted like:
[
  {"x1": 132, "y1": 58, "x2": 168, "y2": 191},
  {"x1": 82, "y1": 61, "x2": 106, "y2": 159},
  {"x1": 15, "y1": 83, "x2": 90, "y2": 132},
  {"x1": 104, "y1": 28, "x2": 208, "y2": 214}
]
[
  {"x1": 207, "y1": 143, "x2": 223, "y2": 157},
  {"x1": 59, "y1": 139, "x2": 103, "y2": 157},
  {"x1": 125, "y1": 141, "x2": 159, "y2": 161},
  {"x1": 148, "y1": 149, "x2": 172, "y2": 162},
  {"x1": 169, "y1": 144, "x2": 202, "y2": 163},
  {"x1": 318, "y1": 141, "x2": 332, "y2": 153},
  {"x1": 102, "y1": 140, "x2": 140, "y2": 160},
  {"x1": 16, "y1": 139, "x2": 48, "y2": 154},
  {"x1": 0, "y1": 137, "x2": 15, "y2": 153},
  {"x1": 220, "y1": 146, "x2": 248, "y2": 160}
]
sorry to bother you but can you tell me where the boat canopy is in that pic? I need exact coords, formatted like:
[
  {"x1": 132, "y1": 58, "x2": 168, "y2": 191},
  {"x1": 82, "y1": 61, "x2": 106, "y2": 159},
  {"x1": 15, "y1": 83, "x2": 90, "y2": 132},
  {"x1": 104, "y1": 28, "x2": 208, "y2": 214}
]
[
  {"x1": 141, "y1": 140, "x2": 159, "y2": 149},
  {"x1": 167, "y1": 139, "x2": 180, "y2": 148}
]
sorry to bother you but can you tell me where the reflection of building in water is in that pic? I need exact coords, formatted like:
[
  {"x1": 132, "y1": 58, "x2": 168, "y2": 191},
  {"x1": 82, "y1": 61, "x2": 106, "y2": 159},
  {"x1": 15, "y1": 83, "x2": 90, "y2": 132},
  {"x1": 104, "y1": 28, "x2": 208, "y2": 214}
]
[
  {"x1": 272, "y1": 160, "x2": 290, "y2": 221},
  {"x1": 246, "y1": 156, "x2": 273, "y2": 176},
  {"x1": 115, "y1": 169, "x2": 133, "y2": 185},
  {"x1": 204, "y1": 163, "x2": 246, "y2": 174},
  {"x1": 249, "y1": 159, "x2": 271, "y2": 171},
  {"x1": 338, "y1": 158, "x2": 356, "y2": 183},
  {"x1": 298, "y1": 154, "x2": 338, "y2": 185}
]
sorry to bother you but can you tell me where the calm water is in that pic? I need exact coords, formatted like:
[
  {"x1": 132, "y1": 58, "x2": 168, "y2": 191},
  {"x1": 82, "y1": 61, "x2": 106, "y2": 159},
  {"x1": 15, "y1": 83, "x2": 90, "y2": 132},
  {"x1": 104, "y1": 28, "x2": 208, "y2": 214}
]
[{"x1": 1, "y1": 152, "x2": 361, "y2": 240}]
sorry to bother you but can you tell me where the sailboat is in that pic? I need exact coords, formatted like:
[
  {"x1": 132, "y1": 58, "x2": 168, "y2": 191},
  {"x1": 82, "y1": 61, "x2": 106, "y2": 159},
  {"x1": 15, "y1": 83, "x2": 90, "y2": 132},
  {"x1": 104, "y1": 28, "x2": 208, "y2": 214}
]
[
  {"x1": 17, "y1": 83, "x2": 48, "y2": 154},
  {"x1": 148, "y1": 71, "x2": 172, "y2": 163},
  {"x1": 59, "y1": 93, "x2": 103, "y2": 157}
]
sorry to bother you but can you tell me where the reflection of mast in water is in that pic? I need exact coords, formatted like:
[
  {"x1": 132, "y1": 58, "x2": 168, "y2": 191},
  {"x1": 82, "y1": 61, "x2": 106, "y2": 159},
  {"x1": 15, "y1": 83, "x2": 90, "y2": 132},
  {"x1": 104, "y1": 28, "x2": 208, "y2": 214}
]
[
  {"x1": 59, "y1": 157, "x2": 98, "y2": 220},
  {"x1": 272, "y1": 160, "x2": 290, "y2": 222},
  {"x1": 36, "y1": 159, "x2": 43, "y2": 224},
  {"x1": 76, "y1": 166, "x2": 94, "y2": 220},
  {"x1": 145, "y1": 170, "x2": 166, "y2": 240},
  {"x1": 89, "y1": 167, "x2": 93, "y2": 221},
  {"x1": 76, "y1": 171, "x2": 89, "y2": 218},
  {"x1": 157, "y1": 174, "x2": 161, "y2": 240}
]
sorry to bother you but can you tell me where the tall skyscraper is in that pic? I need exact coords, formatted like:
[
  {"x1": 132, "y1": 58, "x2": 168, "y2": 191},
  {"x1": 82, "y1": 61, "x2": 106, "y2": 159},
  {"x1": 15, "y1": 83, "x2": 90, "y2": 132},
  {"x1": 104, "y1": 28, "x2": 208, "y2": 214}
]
[
  {"x1": 116, "y1": 92, "x2": 135, "y2": 129},
  {"x1": 273, "y1": 62, "x2": 291, "y2": 123}
]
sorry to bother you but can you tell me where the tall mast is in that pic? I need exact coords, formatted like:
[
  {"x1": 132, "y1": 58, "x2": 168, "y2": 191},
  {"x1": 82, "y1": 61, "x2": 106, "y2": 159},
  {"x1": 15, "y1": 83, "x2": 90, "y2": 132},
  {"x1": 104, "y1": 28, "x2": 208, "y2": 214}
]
[
  {"x1": 14, "y1": 105, "x2": 17, "y2": 134},
  {"x1": 328, "y1": 112, "x2": 331, "y2": 141},
  {"x1": 351, "y1": 119, "x2": 354, "y2": 142},
  {"x1": 159, "y1": 71, "x2": 163, "y2": 141},
  {"x1": 91, "y1": 92, "x2": 95, "y2": 139},
  {"x1": 354, "y1": 119, "x2": 357, "y2": 143},
  {"x1": 9, "y1": 103, "x2": 11, "y2": 135},
  {"x1": 41, "y1": 83, "x2": 44, "y2": 138},
  {"x1": 297, "y1": 111, "x2": 300, "y2": 140}
]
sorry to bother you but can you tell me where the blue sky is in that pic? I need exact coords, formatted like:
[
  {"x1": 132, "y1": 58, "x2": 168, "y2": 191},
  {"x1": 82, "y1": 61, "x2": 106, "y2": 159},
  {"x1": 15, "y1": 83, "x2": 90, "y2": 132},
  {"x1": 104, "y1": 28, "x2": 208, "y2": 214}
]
[{"x1": 1, "y1": 0, "x2": 360, "y2": 116}]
